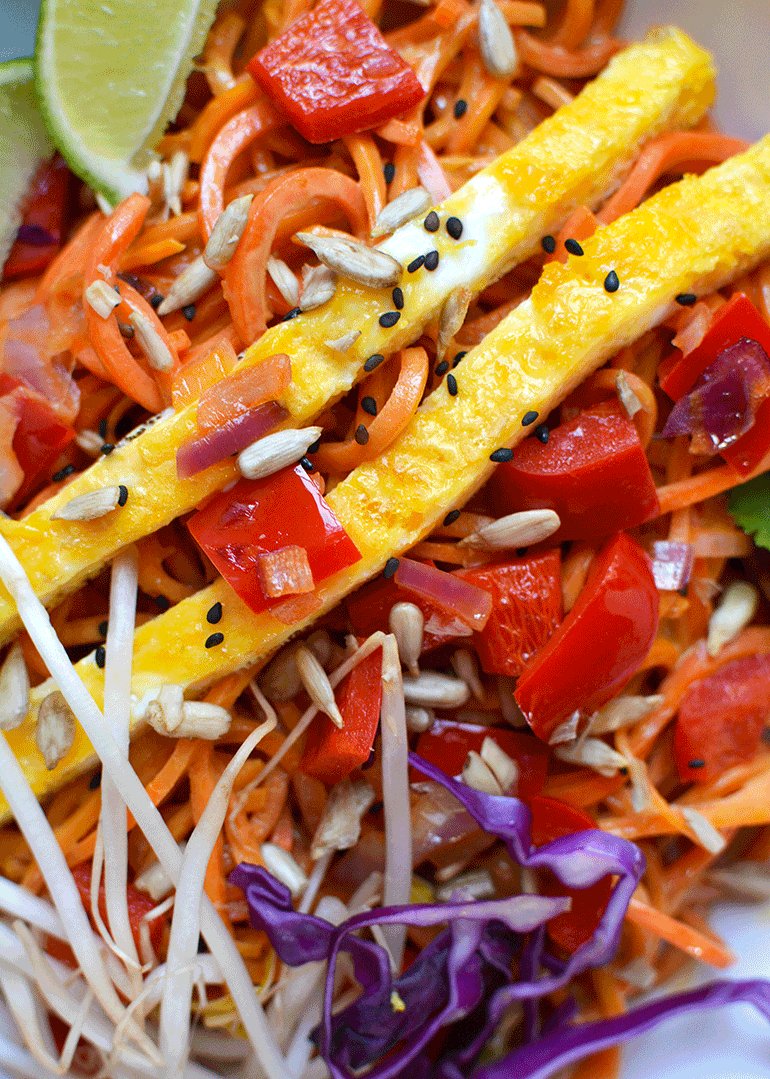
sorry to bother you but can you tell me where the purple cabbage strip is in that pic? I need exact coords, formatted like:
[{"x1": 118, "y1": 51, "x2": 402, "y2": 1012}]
[
  {"x1": 472, "y1": 980, "x2": 770, "y2": 1079},
  {"x1": 16, "y1": 224, "x2": 57, "y2": 247}
]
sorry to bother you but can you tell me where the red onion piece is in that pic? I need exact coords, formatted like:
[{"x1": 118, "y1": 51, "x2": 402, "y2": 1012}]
[
  {"x1": 649, "y1": 540, "x2": 694, "y2": 592},
  {"x1": 16, "y1": 224, "x2": 56, "y2": 247},
  {"x1": 395, "y1": 556, "x2": 493, "y2": 630},
  {"x1": 176, "y1": 400, "x2": 287, "y2": 478}
]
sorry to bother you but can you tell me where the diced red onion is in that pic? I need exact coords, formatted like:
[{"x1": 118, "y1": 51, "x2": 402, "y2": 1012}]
[
  {"x1": 649, "y1": 540, "x2": 694, "y2": 592},
  {"x1": 16, "y1": 224, "x2": 56, "y2": 247},
  {"x1": 176, "y1": 401, "x2": 287, "y2": 478},
  {"x1": 395, "y1": 557, "x2": 493, "y2": 630}
]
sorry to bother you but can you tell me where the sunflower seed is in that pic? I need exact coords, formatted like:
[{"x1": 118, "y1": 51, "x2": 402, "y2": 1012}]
[
  {"x1": 295, "y1": 231, "x2": 402, "y2": 289},
  {"x1": 74, "y1": 430, "x2": 105, "y2": 456},
  {"x1": 462, "y1": 750, "x2": 502, "y2": 795},
  {"x1": 388, "y1": 602, "x2": 424, "y2": 677},
  {"x1": 129, "y1": 311, "x2": 175, "y2": 370},
  {"x1": 496, "y1": 675, "x2": 528, "y2": 727},
  {"x1": 451, "y1": 648, "x2": 484, "y2": 701},
  {"x1": 324, "y1": 329, "x2": 361, "y2": 352},
  {"x1": 300, "y1": 264, "x2": 337, "y2": 311},
  {"x1": 437, "y1": 288, "x2": 472, "y2": 364},
  {"x1": 156, "y1": 256, "x2": 219, "y2": 316},
  {"x1": 478, "y1": 0, "x2": 518, "y2": 79},
  {"x1": 480, "y1": 736, "x2": 518, "y2": 794},
  {"x1": 371, "y1": 187, "x2": 433, "y2": 238},
  {"x1": 266, "y1": 255, "x2": 300, "y2": 308},
  {"x1": 84, "y1": 279, "x2": 121, "y2": 319},
  {"x1": 680, "y1": 806, "x2": 726, "y2": 854},
  {"x1": 615, "y1": 370, "x2": 643, "y2": 418},
  {"x1": 436, "y1": 867, "x2": 496, "y2": 902},
  {"x1": 261, "y1": 843, "x2": 308, "y2": 898},
  {"x1": 175, "y1": 701, "x2": 232, "y2": 739},
  {"x1": 311, "y1": 776, "x2": 376, "y2": 860},
  {"x1": 707, "y1": 581, "x2": 759, "y2": 656},
  {"x1": 36, "y1": 691, "x2": 75, "y2": 770},
  {"x1": 258, "y1": 631, "x2": 332, "y2": 702},
  {"x1": 548, "y1": 711, "x2": 581, "y2": 744},
  {"x1": 135, "y1": 854, "x2": 180, "y2": 901},
  {"x1": 553, "y1": 737, "x2": 629, "y2": 776},
  {"x1": 403, "y1": 671, "x2": 470, "y2": 708},
  {"x1": 462, "y1": 509, "x2": 560, "y2": 550},
  {"x1": 143, "y1": 683, "x2": 185, "y2": 734},
  {"x1": 0, "y1": 644, "x2": 29, "y2": 731},
  {"x1": 405, "y1": 705, "x2": 435, "y2": 733},
  {"x1": 203, "y1": 194, "x2": 254, "y2": 271},
  {"x1": 164, "y1": 149, "x2": 189, "y2": 217},
  {"x1": 588, "y1": 694, "x2": 664, "y2": 735},
  {"x1": 295, "y1": 646, "x2": 343, "y2": 726},
  {"x1": 238, "y1": 426, "x2": 323, "y2": 481},
  {"x1": 51, "y1": 486, "x2": 123, "y2": 521},
  {"x1": 614, "y1": 957, "x2": 657, "y2": 989}
]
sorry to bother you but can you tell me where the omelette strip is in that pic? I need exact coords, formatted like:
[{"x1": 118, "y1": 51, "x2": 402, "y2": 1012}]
[
  {"x1": 8, "y1": 134, "x2": 770, "y2": 819},
  {"x1": 0, "y1": 28, "x2": 714, "y2": 645}
]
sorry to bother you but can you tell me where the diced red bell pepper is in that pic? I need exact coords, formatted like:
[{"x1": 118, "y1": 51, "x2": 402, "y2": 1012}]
[
  {"x1": 246, "y1": 0, "x2": 425, "y2": 144},
  {"x1": 188, "y1": 465, "x2": 361, "y2": 616},
  {"x1": 70, "y1": 862, "x2": 166, "y2": 951},
  {"x1": 529, "y1": 795, "x2": 612, "y2": 954},
  {"x1": 3, "y1": 155, "x2": 69, "y2": 280},
  {"x1": 674, "y1": 653, "x2": 770, "y2": 785},
  {"x1": 658, "y1": 293, "x2": 770, "y2": 475},
  {"x1": 457, "y1": 550, "x2": 562, "y2": 676},
  {"x1": 515, "y1": 532, "x2": 659, "y2": 743},
  {"x1": 302, "y1": 647, "x2": 383, "y2": 784},
  {"x1": 10, "y1": 388, "x2": 75, "y2": 501},
  {"x1": 489, "y1": 401, "x2": 659, "y2": 542},
  {"x1": 412, "y1": 721, "x2": 548, "y2": 800}
]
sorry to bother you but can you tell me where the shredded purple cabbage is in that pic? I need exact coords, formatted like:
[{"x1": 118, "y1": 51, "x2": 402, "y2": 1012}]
[{"x1": 663, "y1": 338, "x2": 770, "y2": 453}]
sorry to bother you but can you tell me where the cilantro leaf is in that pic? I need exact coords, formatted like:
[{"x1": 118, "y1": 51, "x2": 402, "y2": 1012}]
[{"x1": 728, "y1": 472, "x2": 770, "y2": 550}]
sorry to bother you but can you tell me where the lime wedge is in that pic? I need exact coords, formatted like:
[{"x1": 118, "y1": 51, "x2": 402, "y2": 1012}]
[
  {"x1": 35, "y1": 0, "x2": 219, "y2": 206},
  {"x1": 0, "y1": 58, "x2": 53, "y2": 272}
]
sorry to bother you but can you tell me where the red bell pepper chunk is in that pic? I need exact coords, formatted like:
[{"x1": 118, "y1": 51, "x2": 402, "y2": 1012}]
[
  {"x1": 457, "y1": 550, "x2": 563, "y2": 676},
  {"x1": 247, "y1": 0, "x2": 425, "y2": 144},
  {"x1": 302, "y1": 647, "x2": 383, "y2": 784},
  {"x1": 9, "y1": 388, "x2": 75, "y2": 502},
  {"x1": 70, "y1": 862, "x2": 166, "y2": 952},
  {"x1": 413, "y1": 721, "x2": 549, "y2": 800},
  {"x1": 515, "y1": 532, "x2": 659, "y2": 743},
  {"x1": 528, "y1": 796, "x2": 612, "y2": 954},
  {"x1": 489, "y1": 401, "x2": 659, "y2": 542},
  {"x1": 674, "y1": 653, "x2": 770, "y2": 785},
  {"x1": 658, "y1": 292, "x2": 770, "y2": 475},
  {"x1": 188, "y1": 465, "x2": 361, "y2": 616},
  {"x1": 2, "y1": 155, "x2": 69, "y2": 280}
]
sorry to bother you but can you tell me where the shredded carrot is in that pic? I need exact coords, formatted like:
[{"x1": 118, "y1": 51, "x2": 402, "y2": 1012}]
[
  {"x1": 656, "y1": 445, "x2": 770, "y2": 515},
  {"x1": 172, "y1": 337, "x2": 239, "y2": 408},
  {"x1": 550, "y1": 204, "x2": 599, "y2": 263},
  {"x1": 447, "y1": 56, "x2": 508, "y2": 155},
  {"x1": 344, "y1": 134, "x2": 387, "y2": 230},
  {"x1": 561, "y1": 542, "x2": 596, "y2": 613},
  {"x1": 119, "y1": 238, "x2": 186, "y2": 273},
  {"x1": 189, "y1": 742, "x2": 229, "y2": 919},
  {"x1": 543, "y1": 0, "x2": 594, "y2": 50},
  {"x1": 200, "y1": 10, "x2": 247, "y2": 96},
  {"x1": 625, "y1": 898, "x2": 734, "y2": 968},
  {"x1": 513, "y1": 26, "x2": 622, "y2": 77},
  {"x1": 532, "y1": 76, "x2": 575, "y2": 111}
]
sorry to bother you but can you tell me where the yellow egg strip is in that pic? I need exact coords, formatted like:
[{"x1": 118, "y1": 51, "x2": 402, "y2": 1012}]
[{"x1": 0, "y1": 28, "x2": 714, "y2": 645}]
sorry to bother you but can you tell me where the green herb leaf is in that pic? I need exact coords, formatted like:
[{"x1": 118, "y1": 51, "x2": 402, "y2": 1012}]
[{"x1": 728, "y1": 472, "x2": 770, "y2": 550}]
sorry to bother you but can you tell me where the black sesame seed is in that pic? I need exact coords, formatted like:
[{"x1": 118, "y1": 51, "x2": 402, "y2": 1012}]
[
  {"x1": 383, "y1": 557, "x2": 399, "y2": 579},
  {"x1": 89, "y1": 771, "x2": 102, "y2": 790},
  {"x1": 206, "y1": 602, "x2": 223, "y2": 624},
  {"x1": 535, "y1": 423, "x2": 549, "y2": 444},
  {"x1": 364, "y1": 353, "x2": 385, "y2": 372},
  {"x1": 407, "y1": 254, "x2": 425, "y2": 273},
  {"x1": 355, "y1": 424, "x2": 370, "y2": 445},
  {"x1": 306, "y1": 437, "x2": 321, "y2": 454},
  {"x1": 283, "y1": 306, "x2": 302, "y2": 321},
  {"x1": 454, "y1": 98, "x2": 468, "y2": 119},
  {"x1": 604, "y1": 270, "x2": 620, "y2": 293},
  {"x1": 688, "y1": 758, "x2": 706, "y2": 769},
  {"x1": 182, "y1": 303, "x2": 196, "y2": 322},
  {"x1": 98, "y1": 419, "x2": 108, "y2": 439},
  {"x1": 452, "y1": 350, "x2": 467, "y2": 368},
  {"x1": 205, "y1": 632, "x2": 224, "y2": 649},
  {"x1": 564, "y1": 238, "x2": 584, "y2": 256},
  {"x1": 299, "y1": 456, "x2": 314, "y2": 471},
  {"x1": 447, "y1": 372, "x2": 458, "y2": 396},
  {"x1": 95, "y1": 645, "x2": 106, "y2": 669},
  {"x1": 379, "y1": 311, "x2": 400, "y2": 328},
  {"x1": 98, "y1": 621, "x2": 108, "y2": 637},
  {"x1": 361, "y1": 396, "x2": 378, "y2": 416},
  {"x1": 435, "y1": 360, "x2": 450, "y2": 376},
  {"x1": 52, "y1": 464, "x2": 75, "y2": 482},
  {"x1": 490, "y1": 447, "x2": 514, "y2": 463},
  {"x1": 521, "y1": 410, "x2": 539, "y2": 426},
  {"x1": 117, "y1": 485, "x2": 128, "y2": 507},
  {"x1": 424, "y1": 211, "x2": 440, "y2": 233},
  {"x1": 541, "y1": 235, "x2": 556, "y2": 254},
  {"x1": 384, "y1": 162, "x2": 396, "y2": 184},
  {"x1": 101, "y1": 443, "x2": 115, "y2": 455},
  {"x1": 392, "y1": 287, "x2": 404, "y2": 310},
  {"x1": 149, "y1": 293, "x2": 164, "y2": 310},
  {"x1": 676, "y1": 293, "x2": 697, "y2": 306},
  {"x1": 619, "y1": 767, "x2": 629, "y2": 776},
  {"x1": 446, "y1": 217, "x2": 463, "y2": 240},
  {"x1": 424, "y1": 250, "x2": 439, "y2": 271},
  {"x1": 443, "y1": 509, "x2": 461, "y2": 526},
  {"x1": 155, "y1": 595, "x2": 170, "y2": 611}
]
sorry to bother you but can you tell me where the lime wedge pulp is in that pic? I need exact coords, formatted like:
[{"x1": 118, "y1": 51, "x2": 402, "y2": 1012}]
[
  {"x1": 35, "y1": 0, "x2": 219, "y2": 206},
  {"x1": 0, "y1": 58, "x2": 53, "y2": 272}
]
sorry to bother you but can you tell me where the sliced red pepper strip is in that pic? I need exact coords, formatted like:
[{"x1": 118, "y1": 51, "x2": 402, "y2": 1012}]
[
  {"x1": 302, "y1": 647, "x2": 383, "y2": 784},
  {"x1": 529, "y1": 795, "x2": 612, "y2": 954},
  {"x1": 515, "y1": 532, "x2": 659, "y2": 743},
  {"x1": 490, "y1": 401, "x2": 660, "y2": 542},
  {"x1": 457, "y1": 550, "x2": 562, "y2": 677},
  {"x1": 3, "y1": 156, "x2": 69, "y2": 280},
  {"x1": 247, "y1": 0, "x2": 424, "y2": 145},
  {"x1": 9, "y1": 388, "x2": 75, "y2": 504},
  {"x1": 188, "y1": 465, "x2": 361, "y2": 616},
  {"x1": 412, "y1": 721, "x2": 548, "y2": 800},
  {"x1": 674, "y1": 653, "x2": 770, "y2": 785},
  {"x1": 70, "y1": 862, "x2": 166, "y2": 951}
]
